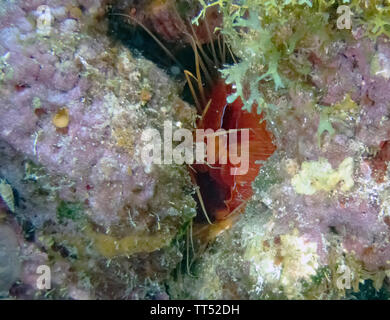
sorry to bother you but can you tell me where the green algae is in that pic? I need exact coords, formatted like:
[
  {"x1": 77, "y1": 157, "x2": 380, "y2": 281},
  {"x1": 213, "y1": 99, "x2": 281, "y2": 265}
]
[
  {"x1": 56, "y1": 200, "x2": 84, "y2": 224},
  {"x1": 194, "y1": 0, "x2": 386, "y2": 123}
]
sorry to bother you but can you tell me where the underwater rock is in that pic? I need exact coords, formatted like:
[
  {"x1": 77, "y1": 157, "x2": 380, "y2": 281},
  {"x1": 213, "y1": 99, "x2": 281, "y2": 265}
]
[
  {"x1": 0, "y1": 224, "x2": 21, "y2": 295},
  {"x1": 2, "y1": 0, "x2": 390, "y2": 301},
  {"x1": 0, "y1": 0, "x2": 196, "y2": 299},
  {"x1": 166, "y1": 1, "x2": 390, "y2": 300}
]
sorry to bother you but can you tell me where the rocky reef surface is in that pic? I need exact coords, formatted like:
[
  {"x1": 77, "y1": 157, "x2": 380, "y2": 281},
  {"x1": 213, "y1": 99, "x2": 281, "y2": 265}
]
[
  {"x1": 0, "y1": 0, "x2": 196, "y2": 299},
  {"x1": 167, "y1": 0, "x2": 390, "y2": 300},
  {"x1": 1, "y1": 0, "x2": 390, "y2": 300}
]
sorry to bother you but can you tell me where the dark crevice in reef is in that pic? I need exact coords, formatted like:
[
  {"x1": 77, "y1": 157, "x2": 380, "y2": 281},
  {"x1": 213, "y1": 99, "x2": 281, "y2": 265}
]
[
  {"x1": 106, "y1": 6, "x2": 236, "y2": 106},
  {"x1": 347, "y1": 280, "x2": 390, "y2": 300},
  {"x1": 107, "y1": 6, "x2": 196, "y2": 77},
  {"x1": 107, "y1": 9, "x2": 194, "y2": 105}
]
